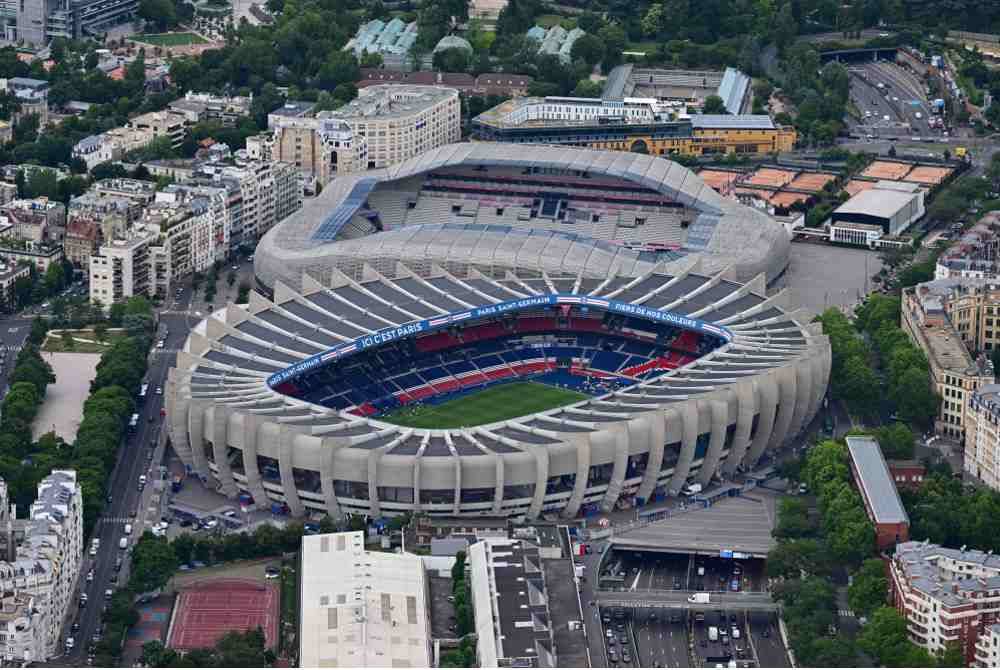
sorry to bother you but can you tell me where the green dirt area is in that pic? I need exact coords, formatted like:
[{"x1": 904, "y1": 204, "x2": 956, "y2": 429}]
[
  {"x1": 134, "y1": 32, "x2": 209, "y2": 46},
  {"x1": 380, "y1": 381, "x2": 588, "y2": 429},
  {"x1": 41, "y1": 330, "x2": 128, "y2": 354}
]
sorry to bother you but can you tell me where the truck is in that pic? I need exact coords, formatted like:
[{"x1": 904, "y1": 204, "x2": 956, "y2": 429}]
[
  {"x1": 687, "y1": 592, "x2": 711, "y2": 604},
  {"x1": 709, "y1": 626, "x2": 719, "y2": 641}
]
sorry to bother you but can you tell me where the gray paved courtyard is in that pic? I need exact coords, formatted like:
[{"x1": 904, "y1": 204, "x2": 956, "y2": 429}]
[
  {"x1": 32, "y1": 352, "x2": 100, "y2": 442},
  {"x1": 772, "y1": 242, "x2": 884, "y2": 317}
]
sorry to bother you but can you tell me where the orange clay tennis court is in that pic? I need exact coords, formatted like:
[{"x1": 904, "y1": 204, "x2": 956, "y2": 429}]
[
  {"x1": 787, "y1": 172, "x2": 836, "y2": 192},
  {"x1": 167, "y1": 578, "x2": 279, "y2": 651},
  {"x1": 769, "y1": 191, "x2": 810, "y2": 207},
  {"x1": 861, "y1": 161, "x2": 912, "y2": 181},
  {"x1": 903, "y1": 165, "x2": 953, "y2": 185},
  {"x1": 745, "y1": 168, "x2": 797, "y2": 187},
  {"x1": 697, "y1": 169, "x2": 741, "y2": 190},
  {"x1": 844, "y1": 180, "x2": 877, "y2": 196}
]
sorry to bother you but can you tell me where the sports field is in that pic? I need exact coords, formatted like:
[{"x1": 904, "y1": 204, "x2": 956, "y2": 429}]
[
  {"x1": 382, "y1": 381, "x2": 587, "y2": 428},
  {"x1": 134, "y1": 32, "x2": 208, "y2": 46}
]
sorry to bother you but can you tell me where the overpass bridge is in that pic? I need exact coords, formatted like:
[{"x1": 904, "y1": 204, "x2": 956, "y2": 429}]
[{"x1": 594, "y1": 589, "x2": 778, "y2": 612}]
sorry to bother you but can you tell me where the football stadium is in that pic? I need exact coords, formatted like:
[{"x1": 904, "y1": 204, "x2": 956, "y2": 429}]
[{"x1": 166, "y1": 143, "x2": 829, "y2": 520}]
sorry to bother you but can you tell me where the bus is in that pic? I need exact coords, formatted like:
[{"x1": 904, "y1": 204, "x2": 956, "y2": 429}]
[
  {"x1": 139, "y1": 384, "x2": 149, "y2": 401},
  {"x1": 128, "y1": 413, "x2": 139, "y2": 432}
]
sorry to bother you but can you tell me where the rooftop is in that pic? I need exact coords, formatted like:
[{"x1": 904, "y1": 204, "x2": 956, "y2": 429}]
[
  {"x1": 895, "y1": 540, "x2": 1000, "y2": 607},
  {"x1": 329, "y1": 84, "x2": 457, "y2": 122},
  {"x1": 299, "y1": 531, "x2": 431, "y2": 668},
  {"x1": 845, "y1": 435, "x2": 909, "y2": 525},
  {"x1": 834, "y1": 182, "x2": 923, "y2": 219}
]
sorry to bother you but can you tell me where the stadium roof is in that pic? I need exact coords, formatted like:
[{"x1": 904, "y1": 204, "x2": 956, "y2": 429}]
[
  {"x1": 255, "y1": 143, "x2": 790, "y2": 292},
  {"x1": 845, "y1": 436, "x2": 909, "y2": 525},
  {"x1": 717, "y1": 68, "x2": 750, "y2": 115}
]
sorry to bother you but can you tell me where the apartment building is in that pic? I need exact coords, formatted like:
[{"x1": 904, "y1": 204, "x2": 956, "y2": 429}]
[
  {"x1": 247, "y1": 85, "x2": 460, "y2": 185},
  {"x1": 936, "y1": 212, "x2": 1000, "y2": 280},
  {"x1": 63, "y1": 218, "x2": 101, "y2": 268},
  {"x1": 0, "y1": 243, "x2": 62, "y2": 272},
  {"x1": 167, "y1": 92, "x2": 253, "y2": 126},
  {"x1": 128, "y1": 111, "x2": 187, "y2": 150},
  {"x1": 15, "y1": 0, "x2": 137, "y2": 47},
  {"x1": 902, "y1": 278, "x2": 997, "y2": 439},
  {"x1": 889, "y1": 540, "x2": 1000, "y2": 664},
  {"x1": 72, "y1": 127, "x2": 156, "y2": 169},
  {"x1": 0, "y1": 198, "x2": 67, "y2": 244},
  {"x1": 976, "y1": 623, "x2": 1000, "y2": 667},
  {"x1": 964, "y1": 384, "x2": 1000, "y2": 491},
  {"x1": 5, "y1": 78, "x2": 49, "y2": 126},
  {"x1": 0, "y1": 262, "x2": 30, "y2": 312},
  {"x1": 0, "y1": 471, "x2": 83, "y2": 663},
  {"x1": 92, "y1": 178, "x2": 158, "y2": 207},
  {"x1": 89, "y1": 225, "x2": 158, "y2": 308}
]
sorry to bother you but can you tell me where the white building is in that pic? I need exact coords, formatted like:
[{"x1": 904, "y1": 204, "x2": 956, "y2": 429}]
[
  {"x1": 976, "y1": 623, "x2": 1000, "y2": 668},
  {"x1": 831, "y1": 180, "x2": 926, "y2": 237},
  {"x1": 469, "y1": 537, "x2": 555, "y2": 667},
  {"x1": 89, "y1": 224, "x2": 158, "y2": 308},
  {"x1": 299, "y1": 531, "x2": 432, "y2": 668},
  {"x1": 0, "y1": 471, "x2": 83, "y2": 663},
  {"x1": 248, "y1": 85, "x2": 460, "y2": 185}
]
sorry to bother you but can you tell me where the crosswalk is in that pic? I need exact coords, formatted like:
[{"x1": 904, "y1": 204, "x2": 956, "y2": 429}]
[
  {"x1": 98, "y1": 516, "x2": 132, "y2": 525},
  {"x1": 837, "y1": 609, "x2": 856, "y2": 618}
]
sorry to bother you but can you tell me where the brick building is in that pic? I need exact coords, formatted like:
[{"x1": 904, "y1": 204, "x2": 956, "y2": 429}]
[{"x1": 845, "y1": 435, "x2": 910, "y2": 551}]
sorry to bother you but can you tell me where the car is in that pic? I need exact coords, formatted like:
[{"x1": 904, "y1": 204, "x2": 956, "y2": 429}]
[
  {"x1": 86, "y1": 569, "x2": 94, "y2": 582},
  {"x1": 732, "y1": 626, "x2": 741, "y2": 639},
  {"x1": 730, "y1": 613, "x2": 738, "y2": 623},
  {"x1": 72, "y1": 621, "x2": 80, "y2": 632},
  {"x1": 178, "y1": 563, "x2": 191, "y2": 571},
  {"x1": 264, "y1": 566, "x2": 281, "y2": 580},
  {"x1": 605, "y1": 629, "x2": 614, "y2": 639},
  {"x1": 155, "y1": 386, "x2": 163, "y2": 395},
  {"x1": 222, "y1": 509, "x2": 237, "y2": 518},
  {"x1": 762, "y1": 628, "x2": 770, "y2": 638},
  {"x1": 156, "y1": 340, "x2": 165, "y2": 349},
  {"x1": 192, "y1": 560, "x2": 207, "y2": 569},
  {"x1": 608, "y1": 649, "x2": 618, "y2": 663},
  {"x1": 232, "y1": 265, "x2": 239, "y2": 271},
  {"x1": 89, "y1": 544, "x2": 98, "y2": 557},
  {"x1": 201, "y1": 518, "x2": 218, "y2": 530},
  {"x1": 607, "y1": 637, "x2": 616, "y2": 648},
  {"x1": 622, "y1": 649, "x2": 632, "y2": 663},
  {"x1": 618, "y1": 632, "x2": 627, "y2": 644},
  {"x1": 109, "y1": 573, "x2": 118, "y2": 584},
  {"x1": 91, "y1": 633, "x2": 101, "y2": 643},
  {"x1": 65, "y1": 637, "x2": 75, "y2": 650},
  {"x1": 86, "y1": 657, "x2": 94, "y2": 666}
]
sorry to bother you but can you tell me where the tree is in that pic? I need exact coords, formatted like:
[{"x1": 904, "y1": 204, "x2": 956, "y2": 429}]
[
  {"x1": 775, "y1": 498, "x2": 813, "y2": 539},
  {"x1": 871, "y1": 423, "x2": 914, "y2": 460},
  {"x1": 702, "y1": 94, "x2": 728, "y2": 114},
  {"x1": 570, "y1": 34, "x2": 605, "y2": 68},
  {"x1": 137, "y1": 0, "x2": 177, "y2": 32},
  {"x1": 596, "y1": 23, "x2": 626, "y2": 73},
  {"x1": 937, "y1": 642, "x2": 965, "y2": 667},
  {"x1": 60, "y1": 329, "x2": 76, "y2": 350},
  {"x1": 848, "y1": 558, "x2": 888, "y2": 617},
  {"x1": 859, "y1": 606, "x2": 936, "y2": 667},
  {"x1": 93, "y1": 322, "x2": 107, "y2": 342},
  {"x1": 839, "y1": 355, "x2": 880, "y2": 417},
  {"x1": 130, "y1": 532, "x2": 178, "y2": 593},
  {"x1": 433, "y1": 47, "x2": 471, "y2": 73}
]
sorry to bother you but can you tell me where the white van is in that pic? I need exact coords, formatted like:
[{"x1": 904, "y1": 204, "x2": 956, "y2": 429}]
[
  {"x1": 119, "y1": 537, "x2": 128, "y2": 550},
  {"x1": 124, "y1": 523, "x2": 132, "y2": 535},
  {"x1": 708, "y1": 626, "x2": 719, "y2": 641}
]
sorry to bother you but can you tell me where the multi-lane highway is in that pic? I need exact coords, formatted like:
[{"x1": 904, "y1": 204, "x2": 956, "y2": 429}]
[{"x1": 60, "y1": 288, "x2": 201, "y2": 663}]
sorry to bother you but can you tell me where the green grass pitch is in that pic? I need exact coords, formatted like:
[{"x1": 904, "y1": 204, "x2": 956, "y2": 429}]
[
  {"x1": 380, "y1": 381, "x2": 588, "y2": 429},
  {"x1": 134, "y1": 32, "x2": 209, "y2": 46}
]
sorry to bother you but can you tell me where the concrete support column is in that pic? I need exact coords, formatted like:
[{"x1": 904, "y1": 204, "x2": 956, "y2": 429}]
[
  {"x1": 187, "y1": 399, "x2": 209, "y2": 480},
  {"x1": 528, "y1": 448, "x2": 549, "y2": 520},
  {"x1": 452, "y1": 454, "x2": 462, "y2": 515},
  {"x1": 722, "y1": 382, "x2": 755, "y2": 475},
  {"x1": 319, "y1": 437, "x2": 344, "y2": 520},
  {"x1": 239, "y1": 413, "x2": 270, "y2": 510},
  {"x1": 492, "y1": 453, "x2": 504, "y2": 515},
  {"x1": 770, "y1": 366, "x2": 798, "y2": 449},
  {"x1": 278, "y1": 425, "x2": 305, "y2": 517},
  {"x1": 789, "y1": 362, "x2": 813, "y2": 439},
  {"x1": 600, "y1": 426, "x2": 630, "y2": 513},
  {"x1": 413, "y1": 458, "x2": 423, "y2": 516},
  {"x1": 211, "y1": 405, "x2": 237, "y2": 497},
  {"x1": 636, "y1": 412, "x2": 666, "y2": 503},
  {"x1": 744, "y1": 376, "x2": 778, "y2": 466},
  {"x1": 367, "y1": 448, "x2": 382, "y2": 518},
  {"x1": 696, "y1": 398, "x2": 729, "y2": 486},
  {"x1": 668, "y1": 402, "x2": 700, "y2": 494},
  {"x1": 562, "y1": 434, "x2": 592, "y2": 519}
]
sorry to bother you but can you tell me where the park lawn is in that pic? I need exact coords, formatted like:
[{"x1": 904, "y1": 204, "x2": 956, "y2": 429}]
[
  {"x1": 134, "y1": 32, "x2": 208, "y2": 46},
  {"x1": 41, "y1": 329, "x2": 128, "y2": 354},
  {"x1": 381, "y1": 381, "x2": 587, "y2": 429},
  {"x1": 536, "y1": 13, "x2": 574, "y2": 28}
]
